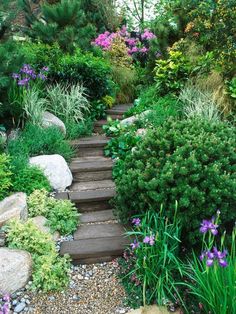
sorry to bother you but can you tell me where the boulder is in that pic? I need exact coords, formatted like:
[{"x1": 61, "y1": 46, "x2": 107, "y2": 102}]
[
  {"x1": 0, "y1": 248, "x2": 32, "y2": 294},
  {"x1": 127, "y1": 305, "x2": 180, "y2": 314},
  {"x1": 31, "y1": 216, "x2": 60, "y2": 241},
  {"x1": 42, "y1": 111, "x2": 66, "y2": 135},
  {"x1": 29, "y1": 154, "x2": 72, "y2": 191},
  {"x1": 120, "y1": 110, "x2": 153, "y2": 126},
  {"x1": 0, "y1": 193, "x2": 28, "y2": 227}
]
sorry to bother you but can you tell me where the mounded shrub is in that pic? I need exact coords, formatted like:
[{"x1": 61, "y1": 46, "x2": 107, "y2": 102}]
[
  {"x1": 0, "y1": 154, "x2": 12, "y2": 200},
  {"x1": 114, "y1": 118, "x2": 236, "y2": 246}
]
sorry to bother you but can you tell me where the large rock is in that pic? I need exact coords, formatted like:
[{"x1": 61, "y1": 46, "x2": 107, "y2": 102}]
[
  {"x1": 29, "y1": 154, "x2": 72, "y2": 191},
  {"x1": 120, "y1": 110, "x2": 152, "y2": 126},
  {"x1": 42, "y1": 111, "x2": 66, "y2": 135},
  {"x1": 127, "y1": 305, "x2": 180, "y2": 314},
  {"x1": 31, "y1": 216, "x2": 60, "y2": 241},
  {"x1": 0, "y1": 248, "x2": 32, "y2": 293},
  {"x1": 0, "y1": 193, "x2": 28, "y2": 227}
]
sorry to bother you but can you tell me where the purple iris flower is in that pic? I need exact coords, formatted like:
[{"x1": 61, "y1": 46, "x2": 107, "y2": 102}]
[
  {"x1": 130, "y1": 240, "x2": 139, "y2": 250},
  {"x1": 218, "y1": 259, "x2": 228, "y2": 267},
  {"x1": 38, "y1": 73, "x2": 47, "y2": 80},
  {"x1": 143, "y1": 235, "x2": 155, "y2": 246},
  {"x1": 132, "y1": 218, "x2": 141, "y2": 226},
  {"x1": 206, "y1": 259, "x2": 214, "y2": 267},
  {"x1": 200, "y1": 247, "x2": 228, "y2": 268},
  {"x1": 42, "y1": 66, "x2": 49, "y2": 72},
  {"x1": 17, "y1": 77, "x2": 30, "y2": 86},
  {"x1": 200, "y1": 218, "x2": 218, "y2": 235},
  {"x1": 12, "y1": 73, "x2": 20, "y2": 79}
]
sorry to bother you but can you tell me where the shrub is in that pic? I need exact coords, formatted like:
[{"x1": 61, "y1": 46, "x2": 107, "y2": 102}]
[
  {"x1": 154, "y1": 50, "x2": 190, "y2": 95},
  {"x1": 114, "y1": 118, "x2": 236, "y2": 247},
  {"x1": 51, "y1": 49, "x2": 114, "y2": 100},
  {"x1": 6, "y1": 219, "x2": 70, "y2": 292},
  {"x1": 12, "y1": 166, "x2": 51, "y2": 195},
  {"x1": 8, "y1": 123, "x2": 74, "y2": 161},
  {"x1": 0, "y1": 154, "x2": 12, "y2": 200},
  {"x1": 119, "y1": 207, "x2": 181, "y2": 307},
  {"x1": 46, "y1": 83, "x2": 90, "y2": 123},
  {"x1": 65, "y1": 119, "x2": 93, "y2": 140},
  {"x1": 28, "y1": 189, "x2": 79, "y2": 235}
]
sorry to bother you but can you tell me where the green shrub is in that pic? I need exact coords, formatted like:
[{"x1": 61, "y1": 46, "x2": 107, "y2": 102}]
[
  {"x1": 6, "y1": 219, "x2": 70, "y2": 292},
  {"x1": 12, "y1": 166, "x2": 51, "y2": 195},
  {"x1": 155, "y1": 50, "x2": 190, "y2": 95},
  {"x1": 28, "y1": 189, "x2": 79, "y2": 235},
  {"x1": 51, "y1": 49, "x2": 114, "y2": 100},
  {"x1": 0, "y1": 154, "x2": 12, "y2": 200},
  {"x1": 114, "y1": 118, "x2": 236, "y2": 247},
  {"x1": 65, "y1": 119, "x2": 93, "y2": 140},
  {"x1": 119, "y1": 207, "x2": 181, "y2": 307},
  {"x1": 8, "y1": 123, "x2": 74, "y2": 161}
]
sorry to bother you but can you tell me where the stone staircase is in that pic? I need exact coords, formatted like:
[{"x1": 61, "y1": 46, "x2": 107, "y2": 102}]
[{"x1": 58, "y1": 104, "x2": 133, "y2": 264}]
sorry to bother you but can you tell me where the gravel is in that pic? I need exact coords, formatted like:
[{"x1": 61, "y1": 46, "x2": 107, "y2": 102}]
[{"x1": 9, "y1": 260, "x2": 131, "y2": 314}]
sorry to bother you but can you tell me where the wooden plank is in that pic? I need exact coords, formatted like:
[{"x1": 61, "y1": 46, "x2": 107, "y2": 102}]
[
  {"x1": 74, "y1": 223, "x2": 125, "y2": 240},
  {"x1": 69, "y1": 188, "x2": 115, "y2": 203},
  {"x1": 76, "y1": 147, "x2": 105, "y2": 157},
  {"x1": 77, "y1": 201, "x2": 111, "y2": 212},
  {"x1": 73, "y1": 170, "x2": 112, "y2": 182},
  {"x1": 60, "y1": 236, "x2": 130, "y2": 260},
  {"x1": 70, "y1": 159, "x2": 113, "y2": 172},
  {"x1": 70, "y1": 180, "x2": 115, "y2": 192},
  {"x1": 80, "y1": 209, "x2": 115, "y2": 223},
  {"x1": 54, "y1": 192, "x2": 69, "y2": 200},
  {"x1": 71, "y1": 136, "x2": 109, "y2": 148}
]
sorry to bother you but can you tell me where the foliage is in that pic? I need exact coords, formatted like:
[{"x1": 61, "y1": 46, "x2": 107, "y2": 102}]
[
  {"x1": 21, "y1": 0, "x2": 95, "y2": 52},
  {"x1": 114, "y1": 118, "x2": 236, "y2": 248},
  {"x1": 228, "y1": 77, "x2": 236, "y2": 100},
  {"x1": 12, "y1": 165, "x2": 51, "y2": 195},
  {"x1": 6, "y1": 219, "x2": 70, "y2": 292},
  {"x1": 46, "y1": 83, "x2": 90, "y2": 123},
  {"x1": 0, "y1": 154, "x2": 12, "y2": 200},
  {"x1": 28, "y1": 189, "x2": 79, "y2": 235},
  {"x1": 102, "y1": 95, "x2": 115, "y2": 108},
  {"x1": 8, "y1": 123, "x2": 74, "y2": 161},
  {"x1": 65, "y1": 119, "x2": 93, "y2": 140},
  {"x1": 51, "y1": 49, "x2": 114, "y2": 100},
  {"x1": 178, "y1": 214, "x2": 236, "y2": 314},
  {"x1": 179, "y1": 85, "x2": 221, "y2": 121},
  {"x1": 155, "y1": 50, "x2": 190, "y2": 95},
  {"x1": 119, "y1": 206, "x2": 182, "y2": 307}
]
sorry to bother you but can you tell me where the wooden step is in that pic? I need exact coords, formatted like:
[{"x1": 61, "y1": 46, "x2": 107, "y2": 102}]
[
  {"x1": 60, "y1": 236, "x2": 130, "y2": 264},
  {"x1": 70, "y1": 180, "x2": 115, "y2": 192},
  {"x1": 70, "y1": 157, "x2": 113, "y2": 172},
  {"x1": 106, "y1": 114, "x2": 124, "y2": 120},
  {"x1": 80, "y1": 209, "x2": 115, "y2": 224},
  {"x1": 74, "y1": 223, "x2": 125, "y2": 240},
  {"x1": 71, "y1": 135, "x2": 109, "y2": 148},
  {"x1": 78, "y1": 201, "x2": 111, "y2": 213},
  {"x1": 69, "y1": 188, "x2": 115, "y2": 203}
]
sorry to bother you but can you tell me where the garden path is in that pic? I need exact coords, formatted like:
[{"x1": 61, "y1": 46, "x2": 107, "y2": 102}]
[{"x1": 57, "y1": 104, "x2": 133, "y2": 264}]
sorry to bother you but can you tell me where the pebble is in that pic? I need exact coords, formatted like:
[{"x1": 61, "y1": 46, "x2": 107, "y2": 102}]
[
  {"x1": 77, "y1": 274, "x2": 83, "y2": 280},
  {"x1": 14, "y1": 302, "x2": 26, "y2": 313}
]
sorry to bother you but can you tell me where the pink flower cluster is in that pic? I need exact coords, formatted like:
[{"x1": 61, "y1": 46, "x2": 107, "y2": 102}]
[{"x1": 92, "y1": 26, "x2": 156, "y2": 57}]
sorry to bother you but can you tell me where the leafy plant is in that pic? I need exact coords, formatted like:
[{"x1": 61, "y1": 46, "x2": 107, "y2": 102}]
[
  {"x1": 179, "y1": 84, "x2": 221, "y2": 121},
  {"x1": 120, "y1": 206, "x2": 182, "y2": 307},
  {"x1": 178, "y1": 213, "x2": 236, "y2": 314},
  {"x1": 228, "y1": 77, "x2": 236, "y2": 99},
  {"x1": 46, "y1": 83, "x2": 90, "y2": 123},
  {"x1": 0, "y1": 154, "x2": 12, "y2": 200},
  {"x1": 114, "y1": 118, "x2": 236, "y2": 248},
  {"x1": 155, "y1": 50, "x2": 190, "y2": 95},
  {"x1": 8, "y1": 123, "x2": 74, "y2": 161},
  {"x1": 28, "y1": 189, "x2": 79, "y2": 235},
  {"x1": 65, "y1": 119, "x2": 93, "y2": 140},
  {"x1": 6, "y1": 219, "x2": 70, "y2": 292}
]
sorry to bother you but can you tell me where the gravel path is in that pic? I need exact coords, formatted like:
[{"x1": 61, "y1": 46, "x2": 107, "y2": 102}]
[{"x1": 11, "y1": 260, "x2": 131, "y2": 314}]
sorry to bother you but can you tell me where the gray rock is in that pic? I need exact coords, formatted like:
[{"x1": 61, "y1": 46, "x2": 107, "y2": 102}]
[
  {"x1": 120, "y1": 110, "x2": 152, "y2": 126},
  {"x1": 31, "y1": 216, "x2": 60, "y2": 241},
  {"x1": 14, "y1": 302, "x2": 26, "y2": 313},
  {"x1": 29, "y1": 154, "x2": 72, "y2": 191},
  {"x1": 0, "y1": 248, "x2": 32, "y2": 294},
  {"x1": 0, "y1": 193, "x2": 28, "y2": 227},
  {"x1": 7, "y1": 128, "x2": 20, "y2": 141},
  {"x1": 42, "y1": 111, "x2": 66, "y2": 135}
]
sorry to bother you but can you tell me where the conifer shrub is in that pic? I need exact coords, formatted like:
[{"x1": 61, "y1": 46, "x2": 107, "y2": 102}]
[{"x1": 114, "y1": 118, "x2": 236, "y2": 247}]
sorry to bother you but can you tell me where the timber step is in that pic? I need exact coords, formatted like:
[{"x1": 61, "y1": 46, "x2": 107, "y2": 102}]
[
  {"x1": 70, "y1": 180, "x2": 115, "y2": 192},
  {"x1": 74, "y1": 223, "x2": 125, "y2": 240},
  {"x1": 69, "y1": 188, "x2": 115, "y2": 203},
  {"x1": 70, "y1": 157, "x2": 113, "y2": 172},
  {"x1": 60, "y1": 236, "x2": 130, "y2": 264},
  {"x1": 71, "y1": 135, "x2": 109, "y2": 157},
  {"x1": 80, "y1": 209, "x2": 115, "y2": 224}
]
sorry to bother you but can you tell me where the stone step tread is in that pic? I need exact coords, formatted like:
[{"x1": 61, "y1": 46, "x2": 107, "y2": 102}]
[
  {"x1": 94, "y1": 120, "x2": 108, "y2": 127},
  {"x1": 70, "y1": 180, "x2": 115, "y2": 192},
  {"x1": 70, "y1": 159, "x2": 113, "y2": 172},
  {"x1": 69, "y1": 188, "x2": 116, "y2": 203},
  {"x1": 71, "y1": 156, "x2": 110, "y2": 162},
  {"x1": 60, "y1": 236, "x2": 130, "y2": 260},
  {"x1": 74, "y1": 223, "x2": 125, "y2": 240},
  {"x1": 70, "y1": 135, "x2": 109, "y2": 147},
  {"x1": 80, "y1": 209, "x2": 115, "y2": 223}
]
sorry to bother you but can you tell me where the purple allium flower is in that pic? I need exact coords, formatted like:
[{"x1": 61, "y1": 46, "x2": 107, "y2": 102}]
[
  {"x1": 200, "y1": 218, "x2": 218, "y2": 235},
  {"x1": 132, "y1": 218, "x2": 141, "y2": 226},
  {"x1": 206, "y1": 259, "x2": 214, "y2": 267},
  {"x1": 218, "y1": 259, "x2": 228, "y2": 267},
  {"x1": 130, "y1": 240, "x2": 139, "y2": 250},
  {"x1": 12, "y1": 73, "x2": 20, "y2": 80}
]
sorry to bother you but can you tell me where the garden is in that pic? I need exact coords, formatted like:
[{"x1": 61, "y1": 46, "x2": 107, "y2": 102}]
[{"x1": 0, "y1": 0, "x2": 235, "y2": 313}]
